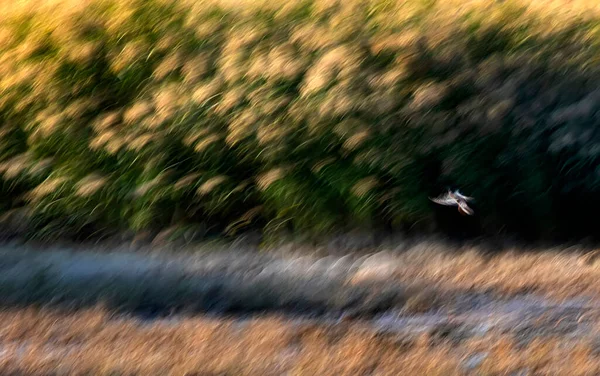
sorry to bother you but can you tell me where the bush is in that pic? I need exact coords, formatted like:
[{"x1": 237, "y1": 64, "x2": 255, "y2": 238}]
[{"x1": 0, "y1": 0, "x2": 600, "y2": 241}]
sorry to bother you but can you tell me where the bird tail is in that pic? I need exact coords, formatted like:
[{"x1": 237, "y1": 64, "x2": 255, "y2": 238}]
[{"x1": 458, "y1": 202, "x2": 474, "y2": 215}]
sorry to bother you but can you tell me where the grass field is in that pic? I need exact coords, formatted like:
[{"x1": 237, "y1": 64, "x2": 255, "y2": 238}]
[
  {"x1": 3, "y1": 0, "x2": 600, "y2": 373},
  {"x1": 4, "y1": 306, "x2": 600, "y2": 375},
  {"x1": 0, "y1": 239, "x2": 600, "y2": 374}
]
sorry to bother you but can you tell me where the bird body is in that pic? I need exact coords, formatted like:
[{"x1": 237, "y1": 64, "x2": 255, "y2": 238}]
[{"x1": 430, "y1": 190, "x2": 475, "y2": 215}]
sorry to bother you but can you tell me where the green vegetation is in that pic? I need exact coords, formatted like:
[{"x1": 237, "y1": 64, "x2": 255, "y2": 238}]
[{"x1": 1, "y1": 0, "x2": 600, "y2": 241}]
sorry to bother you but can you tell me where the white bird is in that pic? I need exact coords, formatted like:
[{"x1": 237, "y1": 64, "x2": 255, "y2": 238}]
[{"x1": 430, "y1": 189, "x2": 475, "y2": 216}]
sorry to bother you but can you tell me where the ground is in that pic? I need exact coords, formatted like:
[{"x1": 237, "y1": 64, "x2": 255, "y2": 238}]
[{"x1": 0, "y1": 238, "x2": 599, "y2": 375}]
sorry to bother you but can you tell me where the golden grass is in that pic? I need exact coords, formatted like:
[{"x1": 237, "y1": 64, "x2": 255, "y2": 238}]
[
  {"x1": 0, "y1": 241, "x2": 599, "y2": 373},
  {"x1": 0, "y1": 0, "x2": 600, "y2": 238},
  {"x1": 381, "y1": 244, "x2": 600, "y2": 299},
  {"x1": 0, "y1": 306, "x2": 599, "y2": 375}
]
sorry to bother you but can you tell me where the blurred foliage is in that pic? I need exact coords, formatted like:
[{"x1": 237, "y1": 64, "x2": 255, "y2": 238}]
[{"x1": 0, "y1": 0, "x2": 600, "y2": 241}]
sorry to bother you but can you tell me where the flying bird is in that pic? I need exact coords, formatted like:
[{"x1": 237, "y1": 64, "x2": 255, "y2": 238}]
[{"x1": 430, "y1": 189, "x2": 475, "y2": 216}]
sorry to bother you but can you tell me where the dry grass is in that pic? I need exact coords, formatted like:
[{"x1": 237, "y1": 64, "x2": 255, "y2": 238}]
[
  {"x1": 0, "y1": 306, "x2": 600, "y2": 375},
  {"x1": 380, "y1": 243, "x2": 600, "y2": 299},
  {"x1": 0, "y1": 240, "x2": 598, "y2": 373},
  {"x1": 262, "y1": 237, "x2": 600, "y2": 300},
  {"x1": 0, "y1": 307, "x2": 457, "y2": 375}
]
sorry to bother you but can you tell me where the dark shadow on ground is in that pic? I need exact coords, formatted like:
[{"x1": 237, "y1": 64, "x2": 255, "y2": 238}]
[{"x1": 0, "y1": 245, "x2": 503, "y2": 322}]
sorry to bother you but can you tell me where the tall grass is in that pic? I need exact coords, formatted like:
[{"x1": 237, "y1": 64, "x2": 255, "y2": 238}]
[{"x1": 0, "y1": 0, "x2": 600, "y2": 241}]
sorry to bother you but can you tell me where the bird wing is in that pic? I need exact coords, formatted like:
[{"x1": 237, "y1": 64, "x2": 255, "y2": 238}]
[
  {"x1": 429, "y1": 195, "x2": 458, "y2": 206},
  {"x1": 454, "y1": 190, "x2": 474, "y2": 202}
]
